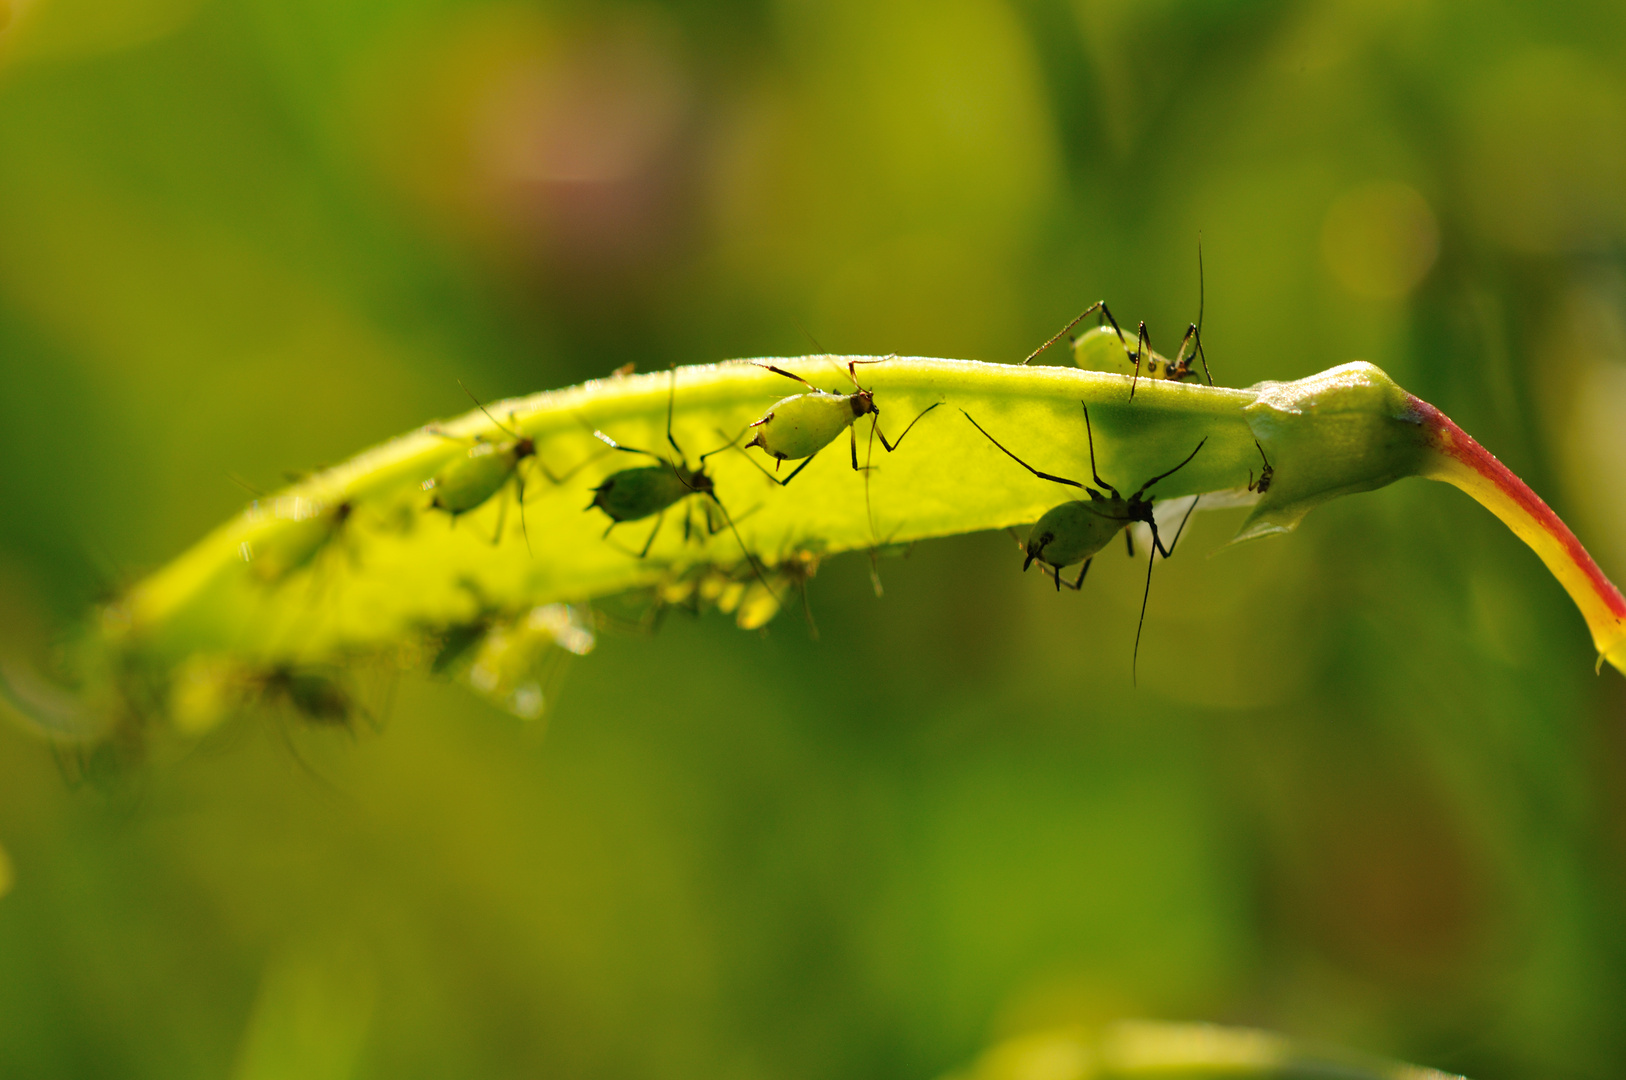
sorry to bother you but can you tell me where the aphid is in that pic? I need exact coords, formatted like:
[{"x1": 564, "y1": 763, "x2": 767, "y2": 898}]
[
  {"x1": 422, "y1": 386, "x2": 587, "y2": 549},
  {"x1": 741, "y1": 358, "x2": 941, "y2": 485},
  {"x1": 1248, "y1": 439, "x2": 1274, "y2": 494},
  {"x1": 587, "y1": 372, "x2": 770, "y2": 591},
  {"x1": 1025, "y1": 248, "x2": 1214, "y2": 398},
  {"x1": 961, "y1": 402, "x2": 1205, "y2": 679},
  {"x1": 241, "y1": 495, "x2": 353, "y2": 584},
  {"x1": 432, "y1": 604, "x2": 596, "y2": 722},
  {"x1": 256, "y1": 665, "x2": 357, "y2": 727}
]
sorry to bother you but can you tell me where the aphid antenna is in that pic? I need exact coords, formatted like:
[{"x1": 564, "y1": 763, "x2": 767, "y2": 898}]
[
  {"x1": 1038, "y1": 558, "x2": 1092, "y2": 592},
  {"x1": 702, "y1": 488, "x2": 781, "y2": 613},
  {"x1": 1020, "y1": 300, "x2": 1129, "y2": 366},
  {"x1": 458, "y1": 380, "x2": 526, "y2": 443},
  {"x1": 227, "y1": 472, "x2": 265, "y2": 498},
  {"x1": 1193, "y1": 238, "x2": 1213, "y2": 385},
  {"x1": 1132, "y1": 493, "x2": 1201, "y2": 686},
  {"x1": 961, "y1": 409, "x2": 1090, "y2": 492},
  {"x1": 791, "y1": 317, "x2": 827, "y2": 356},
  {"x1": 1127, "y1": 433, "x2": 1209, "y2": 503}
]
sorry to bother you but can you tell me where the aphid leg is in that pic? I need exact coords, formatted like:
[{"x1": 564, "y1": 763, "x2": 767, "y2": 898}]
[
  {"x1": 961, "y1": 411, "x2": 1087, "y2": 490},
  {"x1": 533, "y1": 446, "x2": 608, "y2": 486},
  {"x1": 873, "y1": 401, "x2": 942, "y2": 453},
  {"x1": 757, "y1": 364, "x2": 820, "y2": 390},
  {"x1": 863, "y1": 411, "x2": 883, "y2": 596},
  {"x1": 1131, "y1": 495, "x2": 1202, "y2": 686},
  {"x1": 1128, "y1": 435, "x2": 1209, "y2": 502},
  {"x1": 515, "y1": 473, "x2": 532, "y2": 556},
  {"x1": 1021, "y1": 301, "x2": 1129, "y2": 366},
  {"x1": 705, "y1": 492, "x2": 779, "y2": 610},
  {"x1": 663, "y1": 367, "x2": 688, "y2": 464},
  {"x1": 735, "y1": 445, "x2": 820, "y2": 487},
  {"x1": 1128, "y1": 322, "x2": 1151, "y2": 401},
  {"x1": 1078, "y1": 403, "x2": 1121, "y2": 497},
  {"x1": 639, "y1": 511, "x2": 666, "y2": 558},
  {"x1": 1072, "y1": 558, "x2": 1092, "y2": 590},
  {"x1": 1125, "y1": 529, "x2": 1134, "y2": 557},
  {"x1": 594, "y1": 430, "x2": 664, "y2": 461},
  {"x1": 1157, "y1": 495, "x2": 1201, "y2": 559},
  {"x1": 490, "y1": 483, "x2": 510, "y2": 546}
]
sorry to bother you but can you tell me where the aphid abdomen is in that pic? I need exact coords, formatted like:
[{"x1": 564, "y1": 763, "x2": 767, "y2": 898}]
[
  {"x1": 244, "y1": 498, "x2": 351, "y2": 582},
  {"x1": 746, "y1": 392, "x2": 855, "y2": 461},
  {"x1": 590, "y1": 466, "x2": 691, "y2": 523},
  {"x1": 1072, "y1": 326, "x2": 1139, "y2": 377},
  {"x1": 429, "y1": 441, "x2": 521, "y2": 515},
  {"x1": 1028, "y1": 500, "x2": 1126, "y2": 569}
]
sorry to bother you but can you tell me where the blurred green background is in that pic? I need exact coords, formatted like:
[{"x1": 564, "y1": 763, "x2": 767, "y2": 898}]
[{"x1": 3, "y1": 0, "x2": 1626, "y2": 1076}]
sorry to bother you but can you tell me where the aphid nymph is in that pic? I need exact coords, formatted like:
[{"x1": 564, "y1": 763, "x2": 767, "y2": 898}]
[
  {"x1": 1025, "y1": 247, "x2": 1215, "y2": 399},
  {"x1": 243, "y1": 496, "x2": 353, "y2": 584},
  {"x1": 962, "y1": 402, "x2": 1205, "y2": 679},
  {"x1": 587, "y1": 371, "x2": 771, "y2": 598},
  {"x1": 741, "y1": 358, "x2": 940, "y2": 485},
  {"x1": 1248, "y1": 439, "x2": 1274, "y2": 494},
  {"x1": 423, "y1": 385, "x2": 587, "y2": 550}
]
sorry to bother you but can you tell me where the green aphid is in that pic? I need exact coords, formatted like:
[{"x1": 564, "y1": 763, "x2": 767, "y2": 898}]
[
  {"x1": 423, "y1": 390, "x2": 583, "y2": 550},
  {"x1": 241, "y1": 496, "x2": 353, "y2": 584},
  {"x1": 428, "y1": 435, "x2": 535, "y2": 515},
  {"x1": 1023, "y1": 250, "x2": 1215, "y2": 398},
  {"x1": 741, "y1": 359, "x2": 940, "y2": 485},
  {"x1": 962, "y1": 402, "x2": 1205, "y2": 680},
  {"x1": 587, "y1": 371, "x2": 770, "y2": 590}
]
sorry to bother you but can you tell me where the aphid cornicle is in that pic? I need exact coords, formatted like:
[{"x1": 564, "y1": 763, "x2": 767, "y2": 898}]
[
  {"x1": 587, "y1": 371, "x2": 770, "y2": 592},
  {"x1": 741, "y1": 359, "x2": 941, "y2": 485},
  {"x1": 962, "y1": 402, "x2": 1206, "y2": 679}
]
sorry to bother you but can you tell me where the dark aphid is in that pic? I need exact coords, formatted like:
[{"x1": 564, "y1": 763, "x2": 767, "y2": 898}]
[
  {"x1": 741, "y1": 358, "x2": 941, "y2": 486},
  {"x1": 1248, "y1": 439, "x2": 1274, "y2": 494},
  {"x1": 587, "y1": 371, "x2": 773, "y2": 598},
  {"x1": 257, "y1": 665, "x2": 356, "y2": 727},
  {"x1": 242, "y1": 496, "x2": 354, "y2": 584},
  {"x1": 962, "y1": 402, "x2": 1205, "y2": 680}
]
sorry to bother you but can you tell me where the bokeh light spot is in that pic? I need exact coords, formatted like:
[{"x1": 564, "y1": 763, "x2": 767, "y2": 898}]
[{"x1": 1320, "y1": 182, "x2": 1439, "y2": 301}]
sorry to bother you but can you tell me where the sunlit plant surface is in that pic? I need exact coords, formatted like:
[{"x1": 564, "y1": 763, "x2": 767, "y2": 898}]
[{"x1": 8, "y1": 350, "x2": 1620, "y2": 745}]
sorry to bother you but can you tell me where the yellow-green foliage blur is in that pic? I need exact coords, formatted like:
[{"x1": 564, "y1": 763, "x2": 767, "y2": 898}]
[{"x1": 3, "y1": 1, "x2": 1626, "y2": 1078}]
